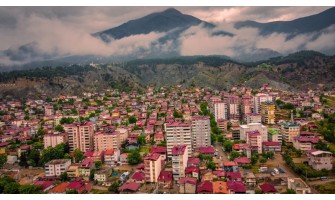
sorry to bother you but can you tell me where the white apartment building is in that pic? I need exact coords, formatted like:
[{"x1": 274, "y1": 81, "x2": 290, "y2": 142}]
[
  {"x1": 240, "y1": 123, "x2": 268, "y2": 142},
  {"x1": 43, "y1": 132, "x2": 68, "y2": 148},
  {"x1": 212, "y1": 101, "x2": 228, "y2": 122},
  {"x1": 245, "y1": 113, "x2": 261, "y2": 124},
  {"x1": 253, "y1": 93, "x2": 273, "y2": 114},
  {"x1": 191, "y1": 116, "x2": 210, "y2": 149},
  {"x1": 45, "y1": 159, "x2": 71, "y2": 177},
  {"x1": 308, "y1": 150, "x2": 333, "y2": 170},
  {"x1": 165, "y1": 122, "x2": 192, "y2": 158},
  {"x1": 172, "y1": 145, "x2": 188, "y2": 180}
]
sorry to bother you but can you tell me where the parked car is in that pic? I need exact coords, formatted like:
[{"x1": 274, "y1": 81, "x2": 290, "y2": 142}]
[
  {"x1": 320, "y1": 176, "x2": 328, "y2": 181},
  {"x1": 279, "y1": 168, "x2": 285, "y2": 174}
]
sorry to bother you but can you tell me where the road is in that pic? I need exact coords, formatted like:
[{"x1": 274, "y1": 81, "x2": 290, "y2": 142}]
[{"x1": 214, "y1": 142, "x2": 229, "y2": 162}]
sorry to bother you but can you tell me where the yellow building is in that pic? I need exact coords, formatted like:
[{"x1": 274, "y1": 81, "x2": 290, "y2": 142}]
[
  {"x1": 261, "y1": 102, "x2": 275, "y2": 124},
  {"x1": 67, "y1": 165, "x2": 80, "y2": 178}
]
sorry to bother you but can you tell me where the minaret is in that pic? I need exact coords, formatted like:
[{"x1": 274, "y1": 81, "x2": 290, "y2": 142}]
[{"x1": 291, "y1": 110, "x2": 294, "y2": 123}]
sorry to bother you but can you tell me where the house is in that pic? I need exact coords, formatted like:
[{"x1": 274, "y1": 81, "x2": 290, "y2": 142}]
[
  {"x1": 45, "y1": 159, "x2": 71, "y2": 177},
  {"x1": 187, "y1": 157, "x2": 200, "y2": 167},
  {"x1": 234, "y1": 157, "x2": 251, "y2": 166},
  {"x1": 293, "y1": 136, "x2": 318, "y2": 151},
  {"x1": 130, "y1": 171, "x2": 145, "y2": 184},
  {"x1": 120, "y1": 153, "x2": 128, "y2": 165},
  {"x1": 94, "y1": 169, "x2": 110, "y2": 182},
  {"x1": 185, "y1": 166, "x2": 200, "y2": 179},
  {"x1": 49, "y1": 182, "x2": 70, "y2": 194},
  {"x1": 212, "y1": 171, "x2": 225, "y2": 179},
  {"x1": 287, "y1": 178, "x2": 311, "y2": 194},
  {"x1": 227, "y1": 180, "x2": 246, "y2": 194},
  {"x1": 226, "y1": 172, "x2": 242, "y2": 182},
  {"x1": 262, "y1": 141, "x2": 281, "y2": 152},
  {"x1": 84, "y1": 151, "x2": 104, "y2": 162},
  {"x1": 67, "y1": 165, "x2": 80, "y2": 178},
  {"x1": 200, "y1": 170, "x2": 213, "y2": 182},
  {"x1": 119, "y1": 182, "x2": 141, "y2": 194},
  {"x1": 308, "y1": 150, "x2": 333, "y2": 170},
  {"x1": 197, "y1": 181, "x2": 213, "y2": 194},
  {"x1": 104, "y1": 149, "x2": 120, "y2": 166},
  {"x1": 78, "y1": 158, "x2": 95, "y2": 179},
  {"x1": 154, "y1": 134, "x2": 164, "y2": 143},
  {"x1": 223, "y1": 161, "x2": 238, "y2": 172},
  {"x1": 244, "y1": 172, "x2": 256, "y2": 187},
  {"x1": 213, "y1": 181, "x2": 229, "y2": 194},
  {"x1": 157, "y1": 171, "x2": 173, "y2": 189},
  {"x1": 33, "y1": 180, "x2": 55, "y2": 192},
  {"x1": 196, "y1": 146, "x2": 215, "y2": 156},
  {"x1": 67, "y1": 179, "x2": 92, "y2": 194},
  {"x1": 179, "y1": 177, "x2": 197, "y2": 194},
  {"x1": 259, "y1": 183, "x2": 278, "y2": 194}
]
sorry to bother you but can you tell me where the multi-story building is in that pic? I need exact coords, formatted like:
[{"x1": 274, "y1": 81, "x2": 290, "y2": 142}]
[
  {"x1": 94, "y1": 130, "x2": 120, "y2": 151},
  {"x1": 172, "y1": 145, "x2": 188, "y2": 180},
  {"x1": 104, "y1": 149, "x2": 120, "y2": 166},
  {"x1": 217, "y1": 119, "x2": 228, "y2": 133},
  {"x1": 280, "y1": 122, "x2": 300, "y2": 144},
  {"x1": 226, "y1": 95, "x2": 241, "y2": 120},
  {"x1": 308, "y1": 150, "x2": 333, "y2": 170},
  {"x1": 293, "y1": 136, "x2": 318, "y2": 151},
  {"x1": 241, "y1": 95, "x2": 252, "y2": 119},
  {"x1": 212, "y1": 101, "x2": 228, "y2": 122},
  {"x1": 246, "y1": 131, "x2": 263, "y2": 153},
  {"x1": 245, "y1": 113, "x2": 261, "y2": 124},
  {"x1": 191, "y1": 116, "x2": 210, "y2": 149},
  {"x1": 261, "y1": 102, "x2": 275, "y2": 124},
  {"x1": 43, "y1": 132, "x2": 68, "y2": 148},
  {"x1": 45, "y1": 159, "x2": 71, "y2": 177},
  {"x1": 240, "y1": 123, "x2": 268, "y2": 142},
  {"x1": 165, "y1": 122, "x2": 192, "y2": 158},
  {"x1": 253, "y1": 93, "x2": 273, "y2": 114},
  {"x1": 44, "y1": 106, "x2": 54, "y2": 116},
  {"x1": 144, "y1": 153, "x2": 162, "y2": 183},
  {"x1": 268, "y1": 128, "x2": 282, "y2": 144},
  {"x1": 63, "y1": 122, "x2": 95, "y2": 152}
]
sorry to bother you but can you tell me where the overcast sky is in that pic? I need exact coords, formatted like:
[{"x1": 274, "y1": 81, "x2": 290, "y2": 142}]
[{"x1": 0, "y1": 7, "x2": 333, "y2": 64}]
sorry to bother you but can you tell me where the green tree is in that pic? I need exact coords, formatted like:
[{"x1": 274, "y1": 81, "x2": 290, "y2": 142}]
[
  {"x1": 95, "y1": 161, "x2": 102, "y2": 170},
  {"x1": 223, "y1": 140, "x2": 233, "y2": 152},
  {"x1": 217, "y1": 135, "x2": 224, "y2": 143},
  {"x1": 283, "y1": 189, "x2": 296, "y2": 194},
  {"x1": 259, "y1": 157, "x2": 267, "y2": 163},
  {"x1": 251, "y1": 154, "x2": 259, "y2": 165},
  {"x1": 19, "y1": 184, "x2": 42, "y2": 194},
  {"x1": 128, "y1": 116, "x2": 137, "y2": 124},
  {"x1": 127, "y1": 150, "x2": 141, "y2": 165},
  {"x1": 229, "y1": 150, "x2": 241, "y2": 161},
  {"x1": 137, "y1": 135, "x2": 146, "y2": 146},
  {"x1": 28, "y1": 148, "x2": 41, "y2": 167},
  {"x1": 66, "y1": 189, "x2": 79, "y2": 194},
  {"x1": 55, "y1": 125, "x2": 65, "y2": 132},
  {"x1": 60, "y1": 117, "x2": 75, "y2": 124},
  {"x1": 89, "y1": 169, "x2": 96, "y2": 181},
  {"x1": 108, "y1": 181, "x2": 120, "y2": 194},
  {"x1": 74, "y1": 149, "x2": 84, "y2": 163},
  {"x1": 19, "y1": 153, "x2": 29, "y2": 168},
  {"x1": 37, "y1": 128, "x2": 47, "y2": 136},
  {"x1": 64, "y1": 153, "x2": 72, "y2": 159},
  {"x1": 3, "y1": 182, "x2": 20, "y2": 194},
  {"x1": 207, "y1": 161, "x2": 216, "y2": 170},
  {"x1": 0, "y1": 154, "x2": 7, "y2": 168},
  {"x1": 33, "y1": 142, "x2": 44, "y2": 150},
  {"x1": 60, "y1": 172, "x2": 69, "y2": 182}
]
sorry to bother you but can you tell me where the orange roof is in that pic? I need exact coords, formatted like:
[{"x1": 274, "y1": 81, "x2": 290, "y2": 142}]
[
  {"x1": 49, "y1": 182, "x2": 70, "y2": 193},
  {"x1": 213, "y1": 181, "x2": 229, "y2": 194},
  {"x1": 105, "y1": 149, "x2": 114, "y2": 155}
]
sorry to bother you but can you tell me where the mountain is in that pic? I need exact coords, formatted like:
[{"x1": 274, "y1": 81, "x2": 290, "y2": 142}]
[
  {"x1": 1, "y1": 51, "x2": 335, "y2": 98},
  {"x1": 234, "y1": 7, "x2": 335, "y2": 37},
  {"x1": 92, "y1": 8, "x2": 232, "y2": 43}
]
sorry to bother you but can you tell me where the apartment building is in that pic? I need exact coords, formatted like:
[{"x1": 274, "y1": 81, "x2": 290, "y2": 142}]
[
  {"x1": 246, "y1": 131, "x2": 263, "y2": 153},
  {"x1": 94, "y1": 130, "x2": 120, "y2": 151},
  {"x1": 240, "y1": 123, "x2": 268, "y2": 142},
  {"x1": 212, "y1": 101, "x2": 228, "y2": 122},
  {"x1": 245, "y1": 113, "x2": 261, "y2": 124},
  {"x1": 172, "y1": 145, "x2": 188, "y2": 180},
  {"x1": 191, "y1": 116, "x2": 210, "y2": 149},
  {"x1": 308, "y1": 150, "x2": 333, "y2": 170},
  {"x1": 281, "y1": 122, "x2": 300, "y2": 144},
  {"x1": 253, "y1": 93, "x2": 273, "y2": 114},
  {"x1": 45, "y1": 159, "x2": 71, "y2": 177},
  {"x1": 226, "y1": 95, "x2": 241, "y2": 120},
  {"x1": 63, "y1": 122, "x2": 95, "y2": 152},
  {"x1": 144, "y1": 153, "x2": 162, "y2": 183},
  {"x1": 43, "y1": 132, "x2": 68, "y2": 148},
  {"x1": 241, "y1": 95, "x2": 252, "y2": 119},
  {"x1": 165, "y1": 122, "x2": 192, "y2": 158},
  {"x1": 261, "y1": 101, "x2": 275, "y2": 124},
  {"x1": 268, "y1": 128, "x2": 282, "y2": 144}
]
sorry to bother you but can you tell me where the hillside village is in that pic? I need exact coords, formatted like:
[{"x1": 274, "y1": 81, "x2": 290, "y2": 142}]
[{"x1": 1, "y1": 83, "x2": 335, "y2": 194}]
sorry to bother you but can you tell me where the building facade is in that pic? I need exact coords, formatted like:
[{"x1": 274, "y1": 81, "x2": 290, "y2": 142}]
[
  {"x1": 165, "y1": 122, "x2": 192, "y2": 158},
  {"x1": 45, "y1": 159, "x2": 71, "y2": 177},
  {"x1": 191, "y1": 116, "x2": 210, "y2": 149},
  {"x1": 144, "y1": 153, "x2": 162, "y2": 183},
  {"x1": 172, "y1": 145, "x2": 188, "y2": 180}
]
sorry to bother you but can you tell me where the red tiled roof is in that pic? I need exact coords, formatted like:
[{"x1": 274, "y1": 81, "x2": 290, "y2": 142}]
[
  {"x1": 260, "y1": 183, "x2": 277, "y2": 193},
  {"x1": 223, "y1": 161, "x2": 237, "y2": 167},
  {"x1": 198, "y1": 146, "x2": 215, "y2": 154},
  {"x1": 150, "y1": 146, "x2": 166, "y2": 154},
  {"x1": 34, "y1": 180, "x2": 55, "y2": 190},
  {"x1": 145, "y1": 153, "x2": 161, "y2": 161},
  {"x1": 136, "y1": 164, "x2": 144, "y2": 170},
  {"x1": 212, "y1": 171, "x2": 225, "y2": 177},
  {"x1": 172, "y1": 145, "x2": 186, "y2": 155},
  {"x1": 131, "y1": 171, "x2": 145, "y2": 181},
  {"x1": 104, "y1": 149, "x2": 114, "y2": 155},
  {"x1": 185, "y1": 166, "x2": 200, "y2": 174},
  {"x1": 0, "y1": 142, "x2": 10, "y2": 147},
  {"x1": 187, "y1": 157, "x2": 200, "y2": 165},
  {"x1": 197, "y1": 181, "x2": 213, "y2": 193},
  {"x1": 234, "y1": 157, "x2": 250, "y2": 164},
  {"x1": 49, "y1": 182, "x2": 69, "y2": 193},
  {"x1": 262, "y1": 141, "x2": 280, "y2": 146},
  {"x1": 67, "y1": 180, "x2": 85, "y2": 190},
  {"x1": 179, "y1": 177, "x2": 197, "y2": 185},
  {"x1": 227, "y1": 172, "x2": 241, "y2": 179},
  {"x1": 119, "y1": 182, "x2": 140, "y2": 192},
  {"x1": 227, "y1": 181, "x2": 245, "y2": 193},
  {"x1": 157, "y1": 171, "x2": 173, "y2": 182}
]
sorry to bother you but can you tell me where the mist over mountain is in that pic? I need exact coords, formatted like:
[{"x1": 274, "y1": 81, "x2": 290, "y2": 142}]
[{"x1": 0, "y1": 7, "x2": 335, "y2": 68}]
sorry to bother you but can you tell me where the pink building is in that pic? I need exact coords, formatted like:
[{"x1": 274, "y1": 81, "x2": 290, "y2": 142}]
[
  {"x1": 172, "y1": 145, "x2": 188, "y2": 180},
  {"x1": 63, "y1": 122, "x2": 95, "y2": 152},
  {"x1": 94, "y1": 131, "x2": 120, "y2": 151},
  {"x1": 144, "y1": 153, "x2": 163, "y2": 183},
  {"x1": 43, "y1": 132, "x2": 68, "y2": 148}
]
